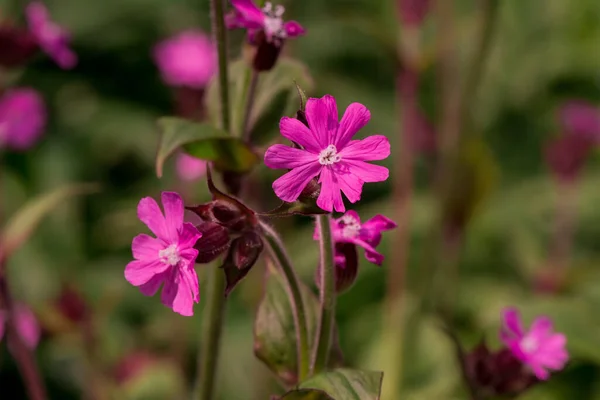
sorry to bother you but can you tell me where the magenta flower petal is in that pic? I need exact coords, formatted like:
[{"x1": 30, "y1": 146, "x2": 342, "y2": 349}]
[
  {"x1": 343, "y1": 160, "x2": 389, "y2": 182},
  {"x1": 279, "y1": 116, "x2": 322, "y2": 153},
  {"x1": 499, "y1": 307, "x2": 569, "y2": 380},
  {"x1": 26, "y1": 2, "x2": 77, "y2": 69},
  {"x1": 126, "y1": 191, "x2": 202, "y2": 316},
  {"x1": 362, "y1": 215, "x2": 397, "y2": 233},
  {"x1": 176, "y1": 153, "x2": 207, "y2": 181},
  {"x1": 335, "y1": 103, "x2": 371, "y2": 148},
  {"x1": 230, "y1": 0, "x2": 265, "y2": 27},
  {"x1": 306, "y1": 95, "x2": 339, "y2": 146},
  {"x1": 317, "y1": 167, "x2": 345, "y2": 213},
  {"x1": 131, "y1": 234, "x2": 164, "y2": 260},
  {"x1": 125, "y1": 259, "x2": 169, "y2": 286},
  {"x1": 0, "y1": 305, "x2": 40, "y2": 349},
  {"x1": 272, "y1": 162, "x2": 322, "y2": 202},
  {"x1": 283, "y1": 21, "x2": 305, "y2": 37},
  {"x1": 0, "y1": 88, "x2": 46, "y2": 151},
  {"x1": 559, "y1": 100, "x2": 600, "y2": 140},
  {"x1": 264, "y1": 144, "x2": 317, "y2": 169},
  {"x1": 153, "y1": 30, "x2": 217, "y2": 89},
  {"x1": 335, "y1": 168, "x2": 363, "y2": 204},
  {"x1": 340, "y1": 135, "x2": 391, "y2": 161}
]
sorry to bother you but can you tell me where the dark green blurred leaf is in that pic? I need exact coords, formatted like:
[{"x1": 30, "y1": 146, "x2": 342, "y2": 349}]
[
  {"x1": 299, "y1": 368, "x2": 383, "y2": 400},
  {"x1": 0, "y1": 183, "x2": 99, "y2": 259},
  {"x1": 261, "y1": 200, "x2": 328, "y2": 218},
  {"x1": 207, "y1": 58, "x2": 314, "y2": 143},
  {"x1": 155, "y1": 117, "x2": 259, "y2": 176},
  {"x1": 278, "y1": 389, "x2": 334, "y2": 400}
]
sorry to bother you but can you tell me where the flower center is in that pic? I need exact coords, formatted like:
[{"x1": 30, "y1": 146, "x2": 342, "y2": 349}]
[
  {"x1": 158, "y1": 244, "x2": 181, "y2": 266},
  {"x1": 262, "y1": 2, "x2": 286, "y2": 40},
  {"x1": 340, "y1": 215, "x2": 361, "y2": 238},
  {"x1": 319, "y1": 144, "x2": 342, "y2": 166},
  {"x1": 520, "y1": 336, "x2": 539, "y2": 354}
]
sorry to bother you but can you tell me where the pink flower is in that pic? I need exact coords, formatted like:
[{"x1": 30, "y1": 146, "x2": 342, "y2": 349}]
[
  {"x1": 125, "y1": 192, "x2": 202, "y2": 316},
  {"x1": 398, "y1": 0, "x2": 431, "y2": 26},
  {"x1": 500, "y1": 308, "x2": 569, "y2": 380},
  {"x1": 26, "y1": 2, "x2": 77, "y2": 69},
  {"x1": 0, "y1": 304, "x2": 41, "y2": 349},
  {"x1": 176, "y1": 153, "x2": 207, "y2": 181},
  {"x1": 153, "y1": 30, "x2": 217, "y2": 89},
  {"x1": 0, "y1": 88, "x2": 46, "y2": 151},
  {"x1": 315, "y1": 211, "x2": 397, "y2": 265},
  {"x1": 264, "y1": 95, "x2": 391, "y2": 212},
  {"x1": 559, "y1": 100, "x2": 600, "y2": 141},
  {"x1": 545, "y1": 134, "x2": 591, "y2": 182},
  {"x1": 226, "y1": 0, "x2": 305, "y2": 44}
]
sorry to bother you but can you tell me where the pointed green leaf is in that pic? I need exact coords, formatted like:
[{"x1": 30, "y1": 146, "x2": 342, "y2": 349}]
[
  {"x1": 278, "y1": 389, "x2": 334, "y2": 400},
  {"x1": 0, "y1": 183, "x2": 99, "y2": 259},
  {"x1": 254, "y1": 264, "x2": 343, "y2": 385},
  {"x1": 299, "y1": 369, "x2": 384, "y2": 400},
  {"x1": 207, "y1": 58, "x2": 313, "y2": 143},
  {"x1": 155, "y1": 117, "x2": 259, "y2": 177}
]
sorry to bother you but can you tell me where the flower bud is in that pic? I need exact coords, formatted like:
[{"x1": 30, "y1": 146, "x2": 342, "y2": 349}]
[
  {"x1": 250, "y1": 30, "x2": 282, "y2": 72},
  {"x1": 315, "y1": 243, "x2": 359, "y2": 294},
  {"x1": 0, "y1": 25, "x2": 38, "y2": 68},
  {"x1": 464, "y1": 342, "x2": 537, "y2": 398},
  {"x1": 222, "y1": 231, "x2": 264, "y2": 296},
  {"x1": 194, "y1": 222, "x2": 231, "y2": 263},
  {"x1": 55, "y1": 285, "x2": 87, "y2": 324}
]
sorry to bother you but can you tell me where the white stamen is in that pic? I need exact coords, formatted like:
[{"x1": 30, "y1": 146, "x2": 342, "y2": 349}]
[
  {"x1": 262, "y1": 2, "x2": 273, "y2": 12},
  {"x1": 341, "y1": 215, "x2": 361, "y2": 238},
  {"x1": 520, "y1": 336, "x2": 539, "y2": 353},
  {"x1": 262, "y1": 1, "x2": 287, "y2": 42},
  {"x1": 318, "y1": 144, "x2": 342, "y2": 166},
  {"x1": 159, "y1": 244, "x2": 181, "y2": 266},
  {"x1": 275, "y1": 5, "x2": 285, "y2": 17}
]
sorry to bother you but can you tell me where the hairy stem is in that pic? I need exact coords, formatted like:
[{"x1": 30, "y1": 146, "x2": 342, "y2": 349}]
[
  {"x1": 241, "y1": 69, "x2": 260, "y2": 142},
  {"x1": 195, "y1": 1, "x2": 231, "y2": 399},
  {"x1": 260, "y1": 221, "x2": 310, "y2": 381},
  {"x1": 196, "y1": 269, "x2": 226, "y2": 400},
  {"x1": 310, "y1": 214, "x2": 336, "y2": 375},
  {"x1": 0, "y1": 262, "x2": 47, "y2": 400}
]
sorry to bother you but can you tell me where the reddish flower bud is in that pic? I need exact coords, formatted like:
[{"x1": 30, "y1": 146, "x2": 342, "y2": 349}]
[
  {"x1": 55, "y1": 285, "x2": 87, "y2": 324},
  {"x1": 251, "y1": 30, "x2": 282, "y2": 72},
  {"x1": 545, "y1": 134, "x2": 592, "y2": 182},
  {"x1": 315, "y1": 243, "x2": 359, "y2": 294},
  {"x1": 0, "y1": 25, "x2": 38, "y2": 68},
  {"x1": 398, "y1": 0, "x2": 431, "y2": 27},
  {"x1": 222, "y1": 231, "x2": 264, "y2": 295},
  {"x1": 194, "y1": 222, "x2": 231, "y2": 263}
]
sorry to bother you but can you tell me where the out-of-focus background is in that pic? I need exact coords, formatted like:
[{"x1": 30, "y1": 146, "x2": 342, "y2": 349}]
[{"x1": 1, "y1": 0, "x2": 600, "y2": 398}]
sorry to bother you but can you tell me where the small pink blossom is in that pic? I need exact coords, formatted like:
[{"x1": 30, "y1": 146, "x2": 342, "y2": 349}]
[
  {"x1": 0, "y1": 88, "x2": 46, "y2": 150},
  {"x1": 398, "y1": 0, "x2": 431, "y2": 26},
  {"x1": 265, "y1": 95, "x2": 391, "y2": 212},
  {"x1": 545, "y1": 134, "x2": 591, "y2": 182},
  {"x1": 0, "y1": 304, "x2": 41, "y2": 349},
  {"x1": 125, "y1": 192, "x2": 202, "y2": 316},
  {"x1": 559, "y1": 100, "x2": 600, "y2": 141},
  {"x1": 226, "y1": 0, "x2": 305, "y2": 44},
  {"x1": 153, "y1": 30, "x2": 217, "y2": 89},
  {"x1": 176, "y1": 153, "x2": 207, "y2": 182},
  {"x1": 315, "y1": 211, "x2": 397, "y2": 265},
  {"x1": 26, "y1": 2, "x2": 77, "y2": 69},
  {"x1": 500, "y1": 308, "x2": 569, "y2": 380}
]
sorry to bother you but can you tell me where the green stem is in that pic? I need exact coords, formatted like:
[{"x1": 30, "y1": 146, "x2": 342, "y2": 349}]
[
  {"x1": 310, "y1": 214, "x2": 336, "y2": 375},
  {"x1": 195, "y1": 1, "x2": 231, "y2": 399},
  {"x1": 212, "y1": 0, "x2": 231, "y2": 132},
  {"x1": 241, "y1": 69, "x2": 260, "y2": 143},
  {"x1": 260, "y1": 221, "x2": 310, "y2": 381},
  {"x1": 196, "y1": 269, "x2": 226, "y2": 400}
]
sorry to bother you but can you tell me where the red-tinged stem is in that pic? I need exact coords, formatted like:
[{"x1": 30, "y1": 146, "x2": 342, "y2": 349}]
[{"x1": 0, "y1": 261, "x2": 47, "y2": 400}]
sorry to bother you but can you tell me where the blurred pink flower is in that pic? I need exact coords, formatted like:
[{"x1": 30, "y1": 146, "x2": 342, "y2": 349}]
[
  {"x1": 545, "y1": 134, "x2": 591, "y2": 182},
  {"x1": 264, "y1": 95, "x2": 391, "y2": 212},
  {"x1": 153, "y1": 30, "x2": 217, "y2": 89},
  {"x1": 0, "y1": 304, "x2": 40, "y2": 349},
  {"x1": 226, "y1": 0, "x2": 305, "y2": 44},
  {"x1": 559, "y1": 100, "x2": 600, "y2": 141},
  {"x1": 500, "y1": 308, "x2": 568, "y2": 380},
  {"x1": 176, "y1": 153, "x2": 207, "y2": 181},
  {"x1": 125, "y1": 192, "x2": 202, "y2": 316},
  {"x1": 398, "y1": 0, "x2": 431, "y2": 26},
  {"x1": 26, "y1": 1, "x2": 77, "y2": 69},
  {"x1": 0, "y1": 88, "x2": 46, "y2": 150},
  {"x1": 315, "y1": 211, "x2": 397, "y2": 265}
]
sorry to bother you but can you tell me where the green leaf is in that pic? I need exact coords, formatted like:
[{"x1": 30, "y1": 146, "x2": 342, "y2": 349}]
[
  {"x1": 0, "y1": 183, "x2": 99, "y2": 259},
  {"x1": 207, "y1": 58, "x2": 314, "y2": 143},
  {"x1": 299, "y1": 368, "x2": 384, "y2": 400},
  {"x1": 155, "y1": 117, "x2": 259, "y2": 177},
  {"x1": 278, "y1": 389, "x2": 334, "y2": 400},
  {"x1": 254, "y1": 263, "x2": 343, "y2": 385}
]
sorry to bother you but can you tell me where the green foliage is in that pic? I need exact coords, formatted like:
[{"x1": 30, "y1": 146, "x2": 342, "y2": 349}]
[{"x1": 298, "y1": 368, "x2": 383, "y2": 400}]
